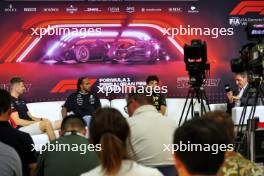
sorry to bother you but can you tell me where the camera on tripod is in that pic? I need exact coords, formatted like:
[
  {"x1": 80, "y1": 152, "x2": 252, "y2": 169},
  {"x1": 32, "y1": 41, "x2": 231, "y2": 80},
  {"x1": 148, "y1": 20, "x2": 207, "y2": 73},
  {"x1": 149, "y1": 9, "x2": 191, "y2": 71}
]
[
  {"x1": 230, "y1": 23, "x2": 264, "y2": 86},
  {"x1": 178, "y1": 39, "x2": 211, "y2": 126},
  {"x1": 184, "y1": 39, "x2": 210, "y2": 88},
  {"x1": 230, "y1": 23, "x2": 264, "y2": 162}
]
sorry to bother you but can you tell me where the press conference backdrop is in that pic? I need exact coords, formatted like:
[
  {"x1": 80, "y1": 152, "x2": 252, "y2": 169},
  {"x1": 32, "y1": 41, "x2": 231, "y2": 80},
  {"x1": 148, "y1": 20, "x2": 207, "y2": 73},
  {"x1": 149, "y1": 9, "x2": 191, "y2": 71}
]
[{"x1": 0, "y1": 0, "x2": 263, "y2": 102}]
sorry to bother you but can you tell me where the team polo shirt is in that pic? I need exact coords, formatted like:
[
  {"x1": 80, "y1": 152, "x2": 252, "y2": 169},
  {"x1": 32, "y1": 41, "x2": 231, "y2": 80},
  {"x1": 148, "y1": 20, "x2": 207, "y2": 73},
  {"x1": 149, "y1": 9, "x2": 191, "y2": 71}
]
[
  {"x1": 152, "y1": 93, "x2": 167, "y2": 111},
  {"x1": 11, "y1": 96, "x2": 32, "y2": 121},
  {"x1": 63, "y1": 91, "x2": 101, "y2": 117}
]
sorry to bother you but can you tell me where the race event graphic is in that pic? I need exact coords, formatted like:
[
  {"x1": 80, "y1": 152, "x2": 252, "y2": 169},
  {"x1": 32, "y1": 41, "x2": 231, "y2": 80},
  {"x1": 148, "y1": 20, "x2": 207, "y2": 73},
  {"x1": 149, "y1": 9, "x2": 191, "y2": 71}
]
[{"x1": 0, "y1": 0, "x2": 263, "y2": 102}]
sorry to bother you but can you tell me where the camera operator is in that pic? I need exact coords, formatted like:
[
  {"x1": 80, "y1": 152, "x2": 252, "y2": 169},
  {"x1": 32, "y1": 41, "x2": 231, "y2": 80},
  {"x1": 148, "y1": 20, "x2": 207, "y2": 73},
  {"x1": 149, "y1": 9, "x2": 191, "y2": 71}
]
[{"x1": 226, "y1": 72, "x2": 258, "y2": 114}]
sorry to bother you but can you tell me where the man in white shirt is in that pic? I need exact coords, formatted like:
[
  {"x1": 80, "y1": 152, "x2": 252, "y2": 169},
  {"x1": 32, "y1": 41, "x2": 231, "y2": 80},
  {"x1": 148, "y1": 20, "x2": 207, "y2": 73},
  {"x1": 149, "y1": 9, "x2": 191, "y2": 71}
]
[{"x1": 125, "y1": 92, "x2": 177, "y2": 175}]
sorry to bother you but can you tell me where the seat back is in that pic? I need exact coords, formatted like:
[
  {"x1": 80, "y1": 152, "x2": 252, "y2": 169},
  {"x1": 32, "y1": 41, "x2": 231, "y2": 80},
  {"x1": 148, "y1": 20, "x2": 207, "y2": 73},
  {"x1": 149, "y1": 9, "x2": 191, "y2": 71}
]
[
  {"x1": 27, "y1": 101, "x2": 65, "y2": 121},
  {"x1": 110, "y1": 99, "x2": 128, "y2": 117},
  {"x1": 27, "y1": 99, "x2": 111, "y2": 121},
  {"x1": 166, "y1": 98, "x2": 209, "y2": 123}
]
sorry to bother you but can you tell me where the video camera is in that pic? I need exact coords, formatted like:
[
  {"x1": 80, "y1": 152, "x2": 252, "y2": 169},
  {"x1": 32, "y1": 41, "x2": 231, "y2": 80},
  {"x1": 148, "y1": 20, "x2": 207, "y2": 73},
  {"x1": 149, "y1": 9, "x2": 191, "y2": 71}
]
[
  {"x1": 230, "y1": 23, "x2": 264, "y2": 86},
  {"x1": 184, "y1": 39, "x2": 210, "y2": 87}
]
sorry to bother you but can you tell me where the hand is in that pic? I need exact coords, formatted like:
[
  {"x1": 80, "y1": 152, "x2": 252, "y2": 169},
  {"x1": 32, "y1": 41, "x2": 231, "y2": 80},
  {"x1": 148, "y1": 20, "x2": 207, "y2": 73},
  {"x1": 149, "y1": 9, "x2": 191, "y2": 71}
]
[
  {"x1": 226, "y1": 91, "x2": 233, "y2": 103},
  {"x1": 232, "y1": 96, "x2": 240, "y2": 102}
]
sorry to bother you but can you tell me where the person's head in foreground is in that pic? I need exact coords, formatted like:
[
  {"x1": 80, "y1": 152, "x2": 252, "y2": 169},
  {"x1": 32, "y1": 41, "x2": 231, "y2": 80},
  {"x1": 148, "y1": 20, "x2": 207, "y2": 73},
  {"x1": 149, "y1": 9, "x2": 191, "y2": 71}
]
[
  {"x1": 77, "y1": 77, "x2": 91, "y2": 93},
  {"x1": 203, "y1": 111, "x2": 264, "y2": 176},
  {"x1": 203, "y1": 111, "x2": 235, "y2": 144},
  {"x1": 173, "y1": 118, "x2": 229, "y2": 176},
  {"x1": 89, "y1": 107, "x2": 131, "y2": 175},
  {"x1": 126, "y1": 92, "x2": 153, "y2": 116},
  {"x1": 0, "y1": 89, "x2": 11, "y2": 120},
  {"x1": 59, "y1": 115, "x2": 87, "y2": 136},
  {"x1": 10, "y1": 77, "x2": 26, "y2": 96}
]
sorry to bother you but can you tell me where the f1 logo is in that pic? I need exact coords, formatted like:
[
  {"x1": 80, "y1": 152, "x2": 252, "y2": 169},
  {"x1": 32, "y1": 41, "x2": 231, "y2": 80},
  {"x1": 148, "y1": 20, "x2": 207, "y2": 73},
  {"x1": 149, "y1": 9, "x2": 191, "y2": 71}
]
[
  {"x1": 230, "y1": 1, "x2": 264, "y2": 15},
  {"x1": 51, "y1": 79, "x2": 97, "y2": 93}
]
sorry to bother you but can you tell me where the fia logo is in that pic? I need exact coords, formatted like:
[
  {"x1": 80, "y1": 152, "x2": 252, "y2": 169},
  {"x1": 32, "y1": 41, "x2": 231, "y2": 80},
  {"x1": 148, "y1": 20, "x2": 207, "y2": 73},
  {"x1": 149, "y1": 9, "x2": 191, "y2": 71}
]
[{"x1": 229, "y1": 17, "x2": 241, "y2": 26}]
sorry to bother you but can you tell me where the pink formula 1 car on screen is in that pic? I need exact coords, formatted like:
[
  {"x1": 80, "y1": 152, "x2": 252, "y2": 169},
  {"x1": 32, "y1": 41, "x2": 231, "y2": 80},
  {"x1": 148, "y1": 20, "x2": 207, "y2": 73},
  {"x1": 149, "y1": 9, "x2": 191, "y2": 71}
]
[
  {"x1": 43, "y1": 37, "x2": 170, "y2": 64},
  {"x1": 107, "y1": 40, "x2": 169, "y2": 63}
]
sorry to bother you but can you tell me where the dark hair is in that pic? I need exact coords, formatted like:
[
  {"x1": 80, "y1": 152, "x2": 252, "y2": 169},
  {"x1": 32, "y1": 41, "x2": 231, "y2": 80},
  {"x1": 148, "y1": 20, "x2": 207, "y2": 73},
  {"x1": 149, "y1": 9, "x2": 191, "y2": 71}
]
[
  {"x1": 203, "y1": 111, "x2": 235, "y2": 143},
  {"x1": 10, "y1": 77, "x2": 24, "y2": 86},
  {"x1": 77, "y1": 77, "x2": 87, "y2": 91},
  {"x1": 61, "y1": 115, "x2": 86, "y2": 132},
  {"x1": 0, "y1": 89, "x2": 11, "y2": 115},
  {"x1": 127, "y1": 92, "x2": 153, "y2": 106},
  {"x1": 235, "y1": 72, "x2": 247, "y2": 78},
  {"x1": 90, "y1": 108, "x2": 131, "y2": 175},
  {"x1": 146, "y1": 75, "x2": 159, "y2": 84},
  {"x1": 173, "y1": 118, "x2": 228, "y2": 175}
]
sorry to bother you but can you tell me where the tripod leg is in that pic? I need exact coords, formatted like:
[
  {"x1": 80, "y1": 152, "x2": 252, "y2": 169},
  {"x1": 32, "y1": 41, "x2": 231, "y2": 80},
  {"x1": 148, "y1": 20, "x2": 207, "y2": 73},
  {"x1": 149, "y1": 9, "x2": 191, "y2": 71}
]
[
  {"x1": 202, "y1": 88, "x2": 211, "y2": 112},
  {"x1": 193, "y1": 88, "x2": 202, "y2": 117},
  {"x1": 236, "y1": 93, "x2": 250, "y2": 152},
  {"x1": 249, "y1": 90, "x2": 259, "y2": 120},
  {"x1": 190, "y1": 90, "x2": 195, "y2": 118},
  {"x1": 184, "y1": 96, "x2": 193, "y2": 122},
  {"x1": 179, "y1": 89, "x2": 191, "y2": 126},
  {"x1": 247, "y1": 85, "x2": 263, "y2": 161},
  {"x1": 239, "y1": 94, "x2": 250, "y2": 134},
  {"x1": 200, "y1": 90, "x2": 207, "y2": 116},
  {"x1": 196, "y1": 89, "x2": 203, "y2": 116}
]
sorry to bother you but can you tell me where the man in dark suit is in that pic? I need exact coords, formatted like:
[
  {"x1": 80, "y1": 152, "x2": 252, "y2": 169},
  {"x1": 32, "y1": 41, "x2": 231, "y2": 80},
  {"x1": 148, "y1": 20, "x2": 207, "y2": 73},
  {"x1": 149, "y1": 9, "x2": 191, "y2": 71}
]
[{"x1": 226, "y1": 72, "x2": 261, "y2": 114}]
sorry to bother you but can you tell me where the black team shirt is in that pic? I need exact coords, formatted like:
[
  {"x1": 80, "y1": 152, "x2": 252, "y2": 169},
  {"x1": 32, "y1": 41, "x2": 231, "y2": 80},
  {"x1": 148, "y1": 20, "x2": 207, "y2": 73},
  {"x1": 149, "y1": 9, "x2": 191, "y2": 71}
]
[
  {"x1": 11, "y1": 96, "x2": 33, "y2": 130},
  {"x1": 152, "y1": 93, "x2": 167, "y2": 111},
  {"x1": 63, "y1": 91, "x2": 101, "y2": 117}
]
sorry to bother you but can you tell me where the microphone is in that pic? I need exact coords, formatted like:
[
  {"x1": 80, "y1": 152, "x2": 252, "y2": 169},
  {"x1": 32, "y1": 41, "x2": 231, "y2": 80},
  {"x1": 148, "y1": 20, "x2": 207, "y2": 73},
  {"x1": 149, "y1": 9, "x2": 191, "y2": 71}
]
[{"x1": 224, "y1": 84, "x2": 232, "y2": 93}]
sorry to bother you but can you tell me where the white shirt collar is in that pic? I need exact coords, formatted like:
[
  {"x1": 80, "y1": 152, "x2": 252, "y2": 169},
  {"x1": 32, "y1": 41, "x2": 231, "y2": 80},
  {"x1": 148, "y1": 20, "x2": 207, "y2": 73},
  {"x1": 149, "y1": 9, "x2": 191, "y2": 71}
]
[
  {"x1": 238, "y1": 83, "x2": 248, "y2": 98},
  {"x1": 241, "y1": 83, "x2": 248, "y2": 91}
]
